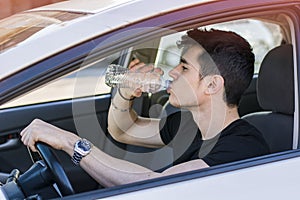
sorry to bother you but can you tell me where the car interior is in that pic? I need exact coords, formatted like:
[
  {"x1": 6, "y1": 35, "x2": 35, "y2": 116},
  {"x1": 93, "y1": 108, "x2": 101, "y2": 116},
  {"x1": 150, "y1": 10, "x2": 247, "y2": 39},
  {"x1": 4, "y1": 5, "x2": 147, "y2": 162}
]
[{"x1": 0, "y1": 10, "x2": 297, "y2": 199}]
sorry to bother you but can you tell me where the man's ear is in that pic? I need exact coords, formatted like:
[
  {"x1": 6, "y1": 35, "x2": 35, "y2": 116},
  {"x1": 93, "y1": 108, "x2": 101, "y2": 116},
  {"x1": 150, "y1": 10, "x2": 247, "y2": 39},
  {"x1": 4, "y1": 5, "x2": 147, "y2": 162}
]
[{"x1": 204, "y1": 75, "x2": 224, "y2": 95}]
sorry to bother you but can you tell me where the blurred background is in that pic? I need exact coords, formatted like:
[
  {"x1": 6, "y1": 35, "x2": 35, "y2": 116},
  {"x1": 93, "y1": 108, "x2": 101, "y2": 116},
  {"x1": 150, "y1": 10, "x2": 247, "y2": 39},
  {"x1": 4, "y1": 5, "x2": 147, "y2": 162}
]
[{"x1": 0, "y1": 0, "x2": 65, "y2": 19}]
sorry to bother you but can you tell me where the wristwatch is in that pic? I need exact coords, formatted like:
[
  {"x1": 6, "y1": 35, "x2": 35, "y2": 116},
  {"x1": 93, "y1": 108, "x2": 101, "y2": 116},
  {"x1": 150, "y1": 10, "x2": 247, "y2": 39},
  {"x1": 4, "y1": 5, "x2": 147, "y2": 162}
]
[{"x1": 71, "y1": 138, "x2": 92, "y2": 165}]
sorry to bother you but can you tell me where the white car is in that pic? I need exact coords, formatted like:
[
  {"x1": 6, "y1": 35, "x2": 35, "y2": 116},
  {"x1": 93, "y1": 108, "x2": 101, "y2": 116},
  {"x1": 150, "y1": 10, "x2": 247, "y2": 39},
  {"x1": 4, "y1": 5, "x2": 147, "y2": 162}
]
[{"x1": 0, "y1": 0, "x2": 299, "y2": 199}]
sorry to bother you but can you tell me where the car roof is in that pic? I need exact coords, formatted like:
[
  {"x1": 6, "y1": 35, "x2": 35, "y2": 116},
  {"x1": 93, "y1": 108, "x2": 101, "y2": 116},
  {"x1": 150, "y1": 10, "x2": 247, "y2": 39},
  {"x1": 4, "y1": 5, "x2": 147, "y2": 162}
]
[
  {"x1": 0, "y1": 0, "x2": 214, "y2": 80},
  {"x1": 30, "y1": 0, "x2": 138, "y2": 14}
]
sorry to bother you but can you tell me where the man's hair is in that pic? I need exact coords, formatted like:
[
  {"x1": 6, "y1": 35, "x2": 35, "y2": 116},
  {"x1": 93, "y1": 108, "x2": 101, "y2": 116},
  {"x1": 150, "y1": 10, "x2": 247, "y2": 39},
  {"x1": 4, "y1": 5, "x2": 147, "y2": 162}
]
[{"x1": 177, "y1": 29, "x2": 255, "y2": 107}]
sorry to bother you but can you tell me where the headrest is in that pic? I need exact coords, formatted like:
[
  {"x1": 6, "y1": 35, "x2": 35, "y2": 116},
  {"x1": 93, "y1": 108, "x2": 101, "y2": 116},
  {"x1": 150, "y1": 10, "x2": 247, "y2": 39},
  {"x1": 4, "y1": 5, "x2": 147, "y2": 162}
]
[{"x1": 257, "y1": 44, "x2": 294, "y2": 114}]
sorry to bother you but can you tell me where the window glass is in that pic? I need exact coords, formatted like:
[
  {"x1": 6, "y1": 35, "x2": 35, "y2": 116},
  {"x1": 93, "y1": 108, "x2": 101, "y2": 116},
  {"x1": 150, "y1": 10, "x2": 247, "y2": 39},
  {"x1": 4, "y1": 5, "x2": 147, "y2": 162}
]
[
  {"x1": 204, "y1": 19, "x2": 283, "y2": 73},
  {"x1": 156, "y1": 19, "x2": 283, "y2": 74},
  {"x1": 0, "y1": 18, "x2": 283, "y2": 109},
  {"x1": 0, "y1": 52, "x2": 121, "y2": 109}
]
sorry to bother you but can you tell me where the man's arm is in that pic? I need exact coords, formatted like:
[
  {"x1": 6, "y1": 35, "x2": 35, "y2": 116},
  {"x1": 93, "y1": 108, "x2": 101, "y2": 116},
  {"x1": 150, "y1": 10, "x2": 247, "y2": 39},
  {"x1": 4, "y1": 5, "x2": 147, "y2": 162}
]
[
  {"x1": 107, "y1": 58, "x2": 166, "y2": 148},
  {"x1": 108, "y1": 89, "x2": 165, "y2": 148},
  {"x1": 78, "y1": 145, "x2": 209, "y2": 187},
  {"x1": 20, "y1": 119, "x2": 209, "y2": 187}
]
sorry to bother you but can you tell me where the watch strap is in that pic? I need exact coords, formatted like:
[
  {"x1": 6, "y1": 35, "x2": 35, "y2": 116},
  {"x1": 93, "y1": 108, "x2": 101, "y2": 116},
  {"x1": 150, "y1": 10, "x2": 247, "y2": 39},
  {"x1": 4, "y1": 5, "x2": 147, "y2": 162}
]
[{"x1": 71, "y1": 151, "x2": 83, "y2": 165}]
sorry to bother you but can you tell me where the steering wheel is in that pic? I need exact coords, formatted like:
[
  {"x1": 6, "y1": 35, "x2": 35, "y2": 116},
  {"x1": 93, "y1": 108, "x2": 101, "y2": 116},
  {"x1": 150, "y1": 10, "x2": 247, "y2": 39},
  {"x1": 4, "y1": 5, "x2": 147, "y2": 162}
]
[{"x1": 36, "y1": 142, "x2": 75, "y2": 196}]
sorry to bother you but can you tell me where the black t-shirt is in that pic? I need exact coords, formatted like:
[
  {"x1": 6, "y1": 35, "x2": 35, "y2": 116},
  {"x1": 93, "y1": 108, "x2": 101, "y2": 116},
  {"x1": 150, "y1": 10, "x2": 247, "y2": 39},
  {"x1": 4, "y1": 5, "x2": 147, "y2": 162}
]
[{"x1": 159, "y1": 111, "x2": 270, "y2": 166}]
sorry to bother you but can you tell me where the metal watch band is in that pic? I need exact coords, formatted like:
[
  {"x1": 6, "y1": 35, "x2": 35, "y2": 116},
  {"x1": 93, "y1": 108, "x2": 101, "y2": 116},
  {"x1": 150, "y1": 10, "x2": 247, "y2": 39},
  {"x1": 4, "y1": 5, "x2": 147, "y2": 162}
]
[{"x1": 71, "y1": 151, "x2": 83, "y2": 165}]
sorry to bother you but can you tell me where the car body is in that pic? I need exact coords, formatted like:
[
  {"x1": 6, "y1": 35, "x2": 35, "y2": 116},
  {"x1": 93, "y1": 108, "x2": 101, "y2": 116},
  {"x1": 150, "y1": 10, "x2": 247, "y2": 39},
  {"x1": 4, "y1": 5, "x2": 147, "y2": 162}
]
[{"x1": 0, "y1": 0, "x2": 300, "y2": 199}]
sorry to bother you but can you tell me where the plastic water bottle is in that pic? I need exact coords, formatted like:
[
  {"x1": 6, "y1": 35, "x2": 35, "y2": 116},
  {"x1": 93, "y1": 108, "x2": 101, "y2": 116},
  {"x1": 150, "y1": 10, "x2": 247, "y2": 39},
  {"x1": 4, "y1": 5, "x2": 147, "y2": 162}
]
[{"x1": 105, "y1": 64, "x2": 171, "y2": 93}]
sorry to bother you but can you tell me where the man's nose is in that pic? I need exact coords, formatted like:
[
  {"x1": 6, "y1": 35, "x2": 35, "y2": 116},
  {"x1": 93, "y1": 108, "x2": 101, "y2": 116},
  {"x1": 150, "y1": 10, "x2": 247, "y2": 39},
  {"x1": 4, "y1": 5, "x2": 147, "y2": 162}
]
[{"x1": 168, "y1": 66, "x2": 179, "y2": 79}]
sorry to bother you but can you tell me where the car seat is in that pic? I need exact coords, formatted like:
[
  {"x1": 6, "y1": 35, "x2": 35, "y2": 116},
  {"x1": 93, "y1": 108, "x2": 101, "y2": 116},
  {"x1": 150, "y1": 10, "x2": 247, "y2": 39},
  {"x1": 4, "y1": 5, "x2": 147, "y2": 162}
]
[{"x1": 242, "y1": 44, "x2": 294, "y2": 153}]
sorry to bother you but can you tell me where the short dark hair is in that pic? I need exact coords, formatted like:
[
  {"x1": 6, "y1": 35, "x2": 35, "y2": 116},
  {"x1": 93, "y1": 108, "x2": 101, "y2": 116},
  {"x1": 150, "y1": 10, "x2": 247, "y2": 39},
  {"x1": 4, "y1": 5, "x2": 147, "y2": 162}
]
[{"x1": 178, "y1": 29, "x2": 255, "y2": 107}]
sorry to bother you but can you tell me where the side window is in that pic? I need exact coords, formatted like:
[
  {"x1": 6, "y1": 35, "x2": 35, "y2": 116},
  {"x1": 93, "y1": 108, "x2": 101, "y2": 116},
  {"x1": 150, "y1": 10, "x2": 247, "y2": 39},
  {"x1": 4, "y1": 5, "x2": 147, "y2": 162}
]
[
  {"x1": 0, "y1": 52, "x2": 122, "y2": 109},
  {"x1": 203, "y1": 19, "x2": 283, "y2": 73},
  {"x1": 157, "y1": 19, "x2": 283, "y2": 74},
  {"x1": 1, "y1": 18, "x2": 284, "y2": 109}
]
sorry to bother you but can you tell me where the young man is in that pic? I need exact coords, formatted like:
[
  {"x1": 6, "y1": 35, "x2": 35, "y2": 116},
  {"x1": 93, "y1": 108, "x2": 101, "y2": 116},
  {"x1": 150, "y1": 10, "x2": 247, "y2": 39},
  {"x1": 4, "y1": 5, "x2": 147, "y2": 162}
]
[{"x1": 20, "y1": 29, "x2": 269, "y2": 187}]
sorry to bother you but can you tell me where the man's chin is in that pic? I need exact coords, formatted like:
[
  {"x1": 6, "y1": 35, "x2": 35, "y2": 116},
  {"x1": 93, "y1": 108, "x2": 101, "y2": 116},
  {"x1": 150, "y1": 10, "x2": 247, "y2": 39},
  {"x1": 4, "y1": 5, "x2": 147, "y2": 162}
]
[{"x1": 168, "y1": 98, "x2": 181, "y2": 108}]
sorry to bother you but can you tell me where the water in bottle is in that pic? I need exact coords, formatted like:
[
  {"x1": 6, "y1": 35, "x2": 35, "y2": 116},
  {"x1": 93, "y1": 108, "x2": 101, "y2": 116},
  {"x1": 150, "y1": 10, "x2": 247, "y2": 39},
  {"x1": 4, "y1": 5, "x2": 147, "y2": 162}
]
[{"x1": 105, "y1": 64, "x2": 171, "y2": 93}]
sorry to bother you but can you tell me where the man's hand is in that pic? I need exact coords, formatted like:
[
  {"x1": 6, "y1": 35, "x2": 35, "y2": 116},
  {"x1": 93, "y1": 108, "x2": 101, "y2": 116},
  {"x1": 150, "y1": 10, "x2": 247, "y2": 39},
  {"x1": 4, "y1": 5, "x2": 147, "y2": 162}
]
[
  {"x1": 20, "y1": 119, "x2": 79, "y2": 155},
  {"x1": 119, "y1": 59, "x2": 164, "y2": 99}
]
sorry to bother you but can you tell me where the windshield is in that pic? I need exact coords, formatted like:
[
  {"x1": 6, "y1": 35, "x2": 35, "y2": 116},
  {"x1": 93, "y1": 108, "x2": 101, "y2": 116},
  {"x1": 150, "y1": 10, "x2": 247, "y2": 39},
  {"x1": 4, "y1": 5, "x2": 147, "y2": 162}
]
[{"x1": 0, "y1": 11, "x2": 88, "y2": 53}]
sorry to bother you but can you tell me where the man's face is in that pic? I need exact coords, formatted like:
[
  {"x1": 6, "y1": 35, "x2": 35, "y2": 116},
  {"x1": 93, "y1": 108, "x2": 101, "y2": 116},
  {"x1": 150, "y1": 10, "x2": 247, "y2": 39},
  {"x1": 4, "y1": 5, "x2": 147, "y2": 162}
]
[{"x1": 167, "y1": 45, "x2": 207, "y2": 108}]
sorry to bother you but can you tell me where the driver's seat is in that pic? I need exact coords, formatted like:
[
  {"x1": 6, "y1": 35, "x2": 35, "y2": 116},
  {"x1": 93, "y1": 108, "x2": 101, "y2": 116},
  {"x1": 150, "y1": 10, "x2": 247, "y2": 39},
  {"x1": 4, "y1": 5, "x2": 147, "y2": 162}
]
[{"x1": 243, "y1": 44, "x2": 294, "y2": 153}]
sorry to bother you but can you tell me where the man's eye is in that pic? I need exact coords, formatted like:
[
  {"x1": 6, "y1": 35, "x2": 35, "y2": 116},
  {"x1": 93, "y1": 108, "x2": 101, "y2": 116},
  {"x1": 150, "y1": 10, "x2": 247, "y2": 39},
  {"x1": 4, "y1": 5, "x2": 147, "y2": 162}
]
[{"x1": 182, "y1": 65, "x2": 188, "y2": 71}]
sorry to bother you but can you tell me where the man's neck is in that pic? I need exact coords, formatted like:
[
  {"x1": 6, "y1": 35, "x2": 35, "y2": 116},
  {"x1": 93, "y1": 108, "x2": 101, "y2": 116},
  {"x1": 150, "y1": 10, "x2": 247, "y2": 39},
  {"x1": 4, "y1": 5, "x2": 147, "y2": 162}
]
[{"x1": 189, "y1": 104, "x2": 240, "y2": 140}]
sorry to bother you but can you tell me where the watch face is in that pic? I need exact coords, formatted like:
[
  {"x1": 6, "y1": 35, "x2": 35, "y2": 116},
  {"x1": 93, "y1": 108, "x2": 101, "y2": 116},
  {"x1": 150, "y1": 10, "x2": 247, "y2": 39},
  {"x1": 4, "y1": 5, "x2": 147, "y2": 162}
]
[{"x1": 76, "y1": 139, "x2": 91, "y2": 153}]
